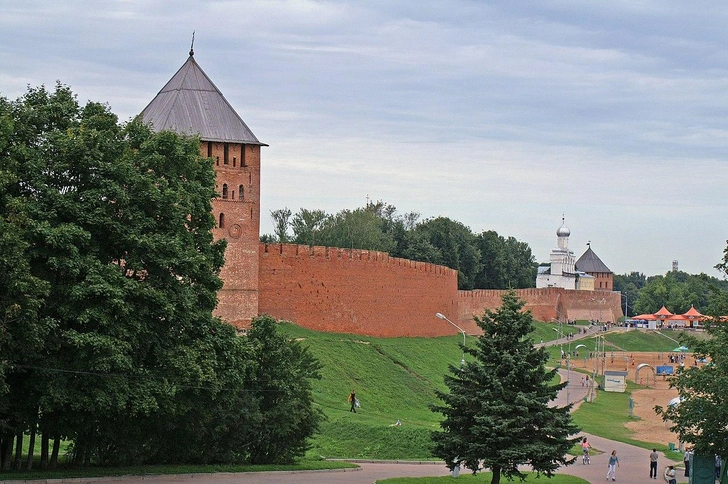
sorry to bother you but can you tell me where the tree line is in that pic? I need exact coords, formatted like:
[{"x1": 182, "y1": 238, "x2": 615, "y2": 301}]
[
  {"x1": 0, "y1": 84, "x2": 322, "y2": 470},
  {"x1": 262, "y1": 203, "x2": 537, "y2": 290},
  {"x1": 263, "y1": 205, "x2": 728, "y2": 312},
  {"x1": 614, "y1": 269, "x2": 728, "y2": 317}
]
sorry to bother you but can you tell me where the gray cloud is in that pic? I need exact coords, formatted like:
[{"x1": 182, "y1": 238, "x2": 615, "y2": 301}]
[{"x1": 2, "y1": 0, "x2": 726, "y2": 276}]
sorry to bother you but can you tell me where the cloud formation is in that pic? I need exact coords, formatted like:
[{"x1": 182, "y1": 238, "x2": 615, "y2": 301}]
[{"x1": 2, "y1": 0, "x2": 726, "y2": 276}]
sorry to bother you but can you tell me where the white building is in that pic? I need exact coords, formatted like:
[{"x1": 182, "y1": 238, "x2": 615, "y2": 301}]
[{"x1": 536, "y1": 218, "x2": 577, "y2": 289}]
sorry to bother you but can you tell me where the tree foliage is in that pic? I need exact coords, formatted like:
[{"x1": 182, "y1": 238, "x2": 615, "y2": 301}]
[
  {"x1": 631, "y1": 271, "x2": 727, "y2": 315},
  {"x1": 0, "y1": 84, "x2": 322, "y2": 469},
  {"x1": 265, "y1": 202, "x2": 536, "y2": 291},
  {"x1": 655, "y1": 244, "x2": 728, "y2": 458},
  {"x1": 430, "y1": 292, "x2": 578, "y2": 484},
  {"x1": 654, "y1": 320, "x2": 728, "y2": 458}
]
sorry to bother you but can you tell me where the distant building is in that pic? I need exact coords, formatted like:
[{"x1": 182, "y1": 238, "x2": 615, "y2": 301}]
[
  {"x1": 536, "y1": 220, "x2": 613, "y2": 292},
  {"x1": 575, "y1": 243, "x2": 613, "y2": 291},
  {"x1": 536, "y1": 218, "x2": 577, "y2": 289}
]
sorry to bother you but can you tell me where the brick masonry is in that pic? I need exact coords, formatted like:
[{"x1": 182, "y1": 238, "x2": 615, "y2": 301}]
[{"x1": 254, "y1": 243, "x2": 623, "y2": 337}]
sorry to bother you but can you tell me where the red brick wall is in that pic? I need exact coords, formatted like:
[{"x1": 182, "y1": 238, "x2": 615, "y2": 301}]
[
  {"x1": 458, "y1": 287, "x2": 623, "y2": 333},
  {"x1": 258, "y1": 243, "x2": 460, "y2": 337},
  {"x1": 205, "y1": 141, "x2": 261, "y2": 327},
  {"x1": 256, "y1": 244, "x2": 623, "y2": 337}
]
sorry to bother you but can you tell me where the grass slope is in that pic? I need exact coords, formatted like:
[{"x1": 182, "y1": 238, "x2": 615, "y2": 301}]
[{"x1": 279, "y1": 321, "x2": 582, "y2": 460}]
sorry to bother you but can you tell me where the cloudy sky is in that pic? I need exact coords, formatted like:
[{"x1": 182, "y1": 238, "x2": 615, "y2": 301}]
[{"x1": 2, "y1": 1, "x2": 727, "y2": 277}]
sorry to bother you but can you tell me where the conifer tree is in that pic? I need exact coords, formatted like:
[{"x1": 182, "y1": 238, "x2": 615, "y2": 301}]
[{"x1": 431, "y1": 291, "x2": 578, "y2": 484}]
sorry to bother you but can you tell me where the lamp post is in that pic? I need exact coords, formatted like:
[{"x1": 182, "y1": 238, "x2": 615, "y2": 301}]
[
  {"x1": 436, "y1": 312, "x2": 466, "y2": 366},
  {"x1": 620, "y1": 293, "x2": 629, "y2": 320}
]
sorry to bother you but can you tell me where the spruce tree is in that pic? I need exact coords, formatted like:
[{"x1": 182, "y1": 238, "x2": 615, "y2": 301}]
[{"x1": 431, "y1": 291, "x2": 579, "y2": 484}]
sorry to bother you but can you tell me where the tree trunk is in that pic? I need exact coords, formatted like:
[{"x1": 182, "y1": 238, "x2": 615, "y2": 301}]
[
  {"x1": 0, "y1": 433, "x2": 11, "y2": 471},
  {"x1": 50, "y1": 433, "x2": 60, "y2": 469},
  {"x1": 26, "y1": 425, "x2": 36, "y2": 470},
  {"x1": 40, "y1": 431, "x2": 49, "y2": 469},
  {"x1": 13, "y1": 432, "x2": 23, "y2": 470},
  {"x1": 491, "y1": 464, "x2": 501, "y2": 484}
]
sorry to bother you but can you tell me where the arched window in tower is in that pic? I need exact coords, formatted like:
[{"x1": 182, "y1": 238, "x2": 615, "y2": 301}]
[
  {"x1": 222, "y1": 184, "x2": 228, "y2": 199},
  {"x1": 215, "y1": 156, "x2": 219, "y2": 166},
  {"x1": 238, "y1": 185, "x2": 244, "y2": 200},
  {"x1": 219, "y1": 213, "x2": 225, "y2": 228},
  {"x1": 233, "y1": 156, "x2": 236, "y2": 167}
]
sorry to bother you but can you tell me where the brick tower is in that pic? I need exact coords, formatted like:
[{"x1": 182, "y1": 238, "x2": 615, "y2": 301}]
[{"x1": 140, "y1": 49, "x2": 266, "y2": 327}]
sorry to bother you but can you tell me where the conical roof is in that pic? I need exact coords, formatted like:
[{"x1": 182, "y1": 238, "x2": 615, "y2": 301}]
[
  {"x1": 655, "y1": 306, "x2": 673, "y2": 317},
  {"x1": 140, "y1": 54, "x2": 265, "y2": 145},
  {"x1": 575, "y1": 246, "x2": 611, "y2": 273},
  {"x1": 682, "y1": 305, "x2": 703, "y2": 319}
]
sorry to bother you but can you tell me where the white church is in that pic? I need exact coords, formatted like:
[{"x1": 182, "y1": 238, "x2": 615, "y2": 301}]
[{"x1": 536, "y1": 218, "x2": 612, "y2": 291}]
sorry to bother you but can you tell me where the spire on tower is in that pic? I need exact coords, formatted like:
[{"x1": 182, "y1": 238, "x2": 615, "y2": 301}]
[{"x1": 189, "y1": 31, "x2": 195, "y2": 57}]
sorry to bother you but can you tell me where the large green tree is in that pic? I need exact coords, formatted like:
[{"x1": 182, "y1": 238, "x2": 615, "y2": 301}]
[
  {"x1": 414, "y1": 217, "x2": 482, "y2": 290},
  {"x1": 655, "y1": 243, "x2": 728, "y2": 458},
  {"x1": 0, "y1": 84, "x2": 322, "y2": 468},
  {"x1": 431, "y1": 292, "x2": 578, "y2": 483},
  {"x1": 474, "y1": 230, "x2": 536, "y2": 289},
  {"x1": 245, "y1": 315, "x2": 324, "y2": 464}
]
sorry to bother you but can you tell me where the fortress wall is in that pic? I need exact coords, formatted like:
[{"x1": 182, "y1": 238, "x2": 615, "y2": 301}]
[
  {"x1": 457, "y1": 287, "x2": 623, "y2": 332},
  {"x1": 258, "y1": 243, "x2": 460, "y2": 337}
]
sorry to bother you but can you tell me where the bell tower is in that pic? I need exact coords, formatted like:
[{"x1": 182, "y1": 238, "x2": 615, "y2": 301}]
[{"x1": 140, "y1": 49, "x2": 266, "y2": 327}]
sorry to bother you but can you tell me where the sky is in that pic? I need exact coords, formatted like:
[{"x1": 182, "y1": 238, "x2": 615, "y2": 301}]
[{"x1": 1, "y1": 1, "x2": 727, "y2": 277}]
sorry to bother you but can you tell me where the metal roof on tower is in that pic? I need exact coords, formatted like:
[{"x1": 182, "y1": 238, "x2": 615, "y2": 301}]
[
  {"x1": 140, "y1": 52, "x2": 266, "y2": 145},
  {"x1": 575, "y1": 245, "x2": 612, "y2": 274}
]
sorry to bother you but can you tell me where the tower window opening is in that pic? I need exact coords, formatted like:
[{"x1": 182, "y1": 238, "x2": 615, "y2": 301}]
[
  {"x1": 222, "y1": 184, "x2": 228, "y2": 199},
  {"x1": 223, "y1": 143, "x2": 229, "y2": 165},
  {"x1": 233, "y1": 156, "x2": 236, "y2": 167},
  {"x1": 207, "y1": 142, "x2": 212, "y2": 158},
  {"x1": 215, "y1": 156, "x2": 219, "y2": 166},
  {"x1": 219, "y1": 213, "x2": 225, "y2": 228},
  {"x1": 231, "y1": 190, "x2": 235, "y2": 199},
  {"x1": 241, "y1": 145, "x2": 247, "y2": 167},
  {"x1": 239, "y1": 185, "x2": 244, "y2": 200}
]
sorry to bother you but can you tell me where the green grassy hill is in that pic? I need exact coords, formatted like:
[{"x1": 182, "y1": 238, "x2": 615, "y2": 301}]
[
  {"x1": 280, "y1": 322, "x2": 688, "y2": 460},
  {"x1": 279, "y1": 321, "x2": 575, "y2": 460}
]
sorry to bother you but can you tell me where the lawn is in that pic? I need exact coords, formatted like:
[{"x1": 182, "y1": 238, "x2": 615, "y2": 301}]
[{"x1": 2, "y1": 322, "x2": 692, "y2": 480}]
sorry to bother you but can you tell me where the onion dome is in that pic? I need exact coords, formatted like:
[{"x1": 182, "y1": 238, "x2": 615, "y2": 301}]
[{"x1": 556, "y1": 218, "x2": 570, "y2": 237}]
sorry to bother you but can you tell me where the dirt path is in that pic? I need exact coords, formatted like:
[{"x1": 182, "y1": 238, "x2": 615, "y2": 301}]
[{"x1": 568, "y1": 349, "x2": 684, "y2": 446}]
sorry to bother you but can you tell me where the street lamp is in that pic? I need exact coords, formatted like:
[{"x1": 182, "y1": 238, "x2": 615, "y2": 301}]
[
  {"x1": 436, "y1": 312, "x2": 466, "y2": 366},
  {"x1": 620, "y1": 293, "x2": 629, "y2": 319}
]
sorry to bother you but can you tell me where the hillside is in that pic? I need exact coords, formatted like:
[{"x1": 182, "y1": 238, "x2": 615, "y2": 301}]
[
  {"x1": 279, "y1": 321, "x2": 572, "y2": 459},
  {"x1": 279, "y1": 323, "x2": 694, "y2": 460}
]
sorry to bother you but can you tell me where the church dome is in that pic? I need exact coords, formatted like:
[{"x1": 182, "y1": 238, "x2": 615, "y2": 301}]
[{"x1": 557, "y1": 221, "x2": 570, "y2": 237}]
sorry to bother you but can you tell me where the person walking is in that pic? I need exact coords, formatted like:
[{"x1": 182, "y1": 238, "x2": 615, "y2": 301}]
[
  {"x1": 606, "y1": 450, "x2": 619, "y2": 481},
  {"x1": 348, "y1": 390, "x2": 357, "y2": 413},
  {"x1": 649, "y1": 448, "x2": 659, "y2": 479}
]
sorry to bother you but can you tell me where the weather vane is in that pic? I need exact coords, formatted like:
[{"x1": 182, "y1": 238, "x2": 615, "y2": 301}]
[{"x1": 189, "y1": 31, "x2": 195, "y2": 56}]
